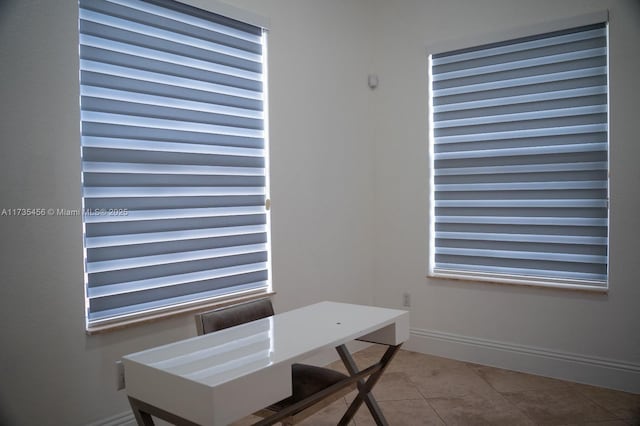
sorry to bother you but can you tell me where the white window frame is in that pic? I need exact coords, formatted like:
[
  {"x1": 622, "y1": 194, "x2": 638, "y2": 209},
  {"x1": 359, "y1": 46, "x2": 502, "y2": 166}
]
[{"x1": 427, "y1": 11, "x2": 610, "y2": 292}]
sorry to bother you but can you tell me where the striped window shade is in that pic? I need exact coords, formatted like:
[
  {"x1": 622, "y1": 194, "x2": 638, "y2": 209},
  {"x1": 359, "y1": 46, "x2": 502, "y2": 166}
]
[
  {"x1": 429, "y1": 22, "x2": 609, "y2": 290},
  {"x1": 79, "y1": 0, "x2": 269, "y2": 327}
]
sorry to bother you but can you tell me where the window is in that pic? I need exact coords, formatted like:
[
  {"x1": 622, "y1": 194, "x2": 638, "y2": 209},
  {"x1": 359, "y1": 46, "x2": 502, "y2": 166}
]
[
  {"x1": 79, "y1": 0, "x2": 270, "y2": 330},
  {"x1": 428, "y1": 20, "x2": 609, "y2": 291}
]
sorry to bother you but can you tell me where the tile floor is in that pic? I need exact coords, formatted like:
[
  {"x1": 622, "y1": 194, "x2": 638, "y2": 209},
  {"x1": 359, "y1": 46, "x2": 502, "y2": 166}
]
[{"x1": 233, "y1": 345, "x2": 640, "y2": 426}]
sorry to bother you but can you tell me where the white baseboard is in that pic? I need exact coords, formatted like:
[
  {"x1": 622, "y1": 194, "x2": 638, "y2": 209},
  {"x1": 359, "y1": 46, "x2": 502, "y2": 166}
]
[{"x1": 405, "y1": 327, "x2": 640, "y2": 394}]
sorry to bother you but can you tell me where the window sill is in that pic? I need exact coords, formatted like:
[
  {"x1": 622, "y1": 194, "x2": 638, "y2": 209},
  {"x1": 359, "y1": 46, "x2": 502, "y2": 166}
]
[
  {"x1": 427, "y1": 270, "x2": 608, "y2": 293},
  {"x1": 85, "y1": 289, "x2": 275, "y2": 335}
]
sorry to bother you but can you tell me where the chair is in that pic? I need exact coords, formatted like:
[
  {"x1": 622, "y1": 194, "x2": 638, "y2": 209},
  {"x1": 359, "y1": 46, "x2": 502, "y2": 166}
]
[{"x1": 194, "y1": 298, "x2": 352, "y2": 425}]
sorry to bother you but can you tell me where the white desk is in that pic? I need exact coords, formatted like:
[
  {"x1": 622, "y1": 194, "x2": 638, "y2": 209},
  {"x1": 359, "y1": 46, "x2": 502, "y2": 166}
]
[{"x1": 123, "y1": 301, "x2": 409, "y2": 425}]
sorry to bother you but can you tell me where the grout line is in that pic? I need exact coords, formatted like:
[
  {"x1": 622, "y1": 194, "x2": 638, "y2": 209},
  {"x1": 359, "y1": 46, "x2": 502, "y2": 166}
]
[
  {"x1": 492, "y1": 388, "x2": 540, "y2": 425},
  {"x1": 465, "y1": 365, "x2": 543, "y2": 425},
  {"x1": 572, "y1": 387, "x2": 630, "y2": 422},
  {"x1": 412, "y1": 385, "x2": 449, "y2": 425}
]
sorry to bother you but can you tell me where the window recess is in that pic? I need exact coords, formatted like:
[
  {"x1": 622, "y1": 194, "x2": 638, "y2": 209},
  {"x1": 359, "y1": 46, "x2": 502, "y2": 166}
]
[
  {"x1": 428, "y1": 21, "x2": 609, "y2": 291},
  {"x1": 79, "y1": 0, "x2": 271, "y2": 329}
]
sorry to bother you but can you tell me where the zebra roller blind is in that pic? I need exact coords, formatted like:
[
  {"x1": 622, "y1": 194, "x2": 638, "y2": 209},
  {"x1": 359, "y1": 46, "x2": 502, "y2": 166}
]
[
  {"x1": 79, "y1": 0, "x2": 269, "y2": 326},
  {"x1": 430, "y1": 23, "x2": 609, "y2": 289}
]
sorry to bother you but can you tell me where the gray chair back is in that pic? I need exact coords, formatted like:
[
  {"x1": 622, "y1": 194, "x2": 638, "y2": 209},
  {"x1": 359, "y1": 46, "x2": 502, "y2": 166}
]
[{"x1": 195, "y1": 298, "x2": 274, "y2": 335}]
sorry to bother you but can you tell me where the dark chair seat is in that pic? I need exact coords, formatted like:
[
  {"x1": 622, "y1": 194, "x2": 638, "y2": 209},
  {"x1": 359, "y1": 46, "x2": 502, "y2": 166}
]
[{"x1": 268, "y1": 363, "x2": 349, "y2": 411}]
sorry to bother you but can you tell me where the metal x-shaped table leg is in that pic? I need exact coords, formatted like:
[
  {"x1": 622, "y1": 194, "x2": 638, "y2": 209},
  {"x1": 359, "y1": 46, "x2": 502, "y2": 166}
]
[{"x1": 335, "y1": 343, "x2": 402, "y2": 426}]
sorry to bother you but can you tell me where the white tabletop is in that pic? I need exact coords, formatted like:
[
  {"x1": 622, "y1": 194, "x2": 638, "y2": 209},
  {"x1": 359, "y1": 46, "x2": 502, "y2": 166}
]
[{"x1": 123, "y1": 301, "x2": 409, "y2": 425}]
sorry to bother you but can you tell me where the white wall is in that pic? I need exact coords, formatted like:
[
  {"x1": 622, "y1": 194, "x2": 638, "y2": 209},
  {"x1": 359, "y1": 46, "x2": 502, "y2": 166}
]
[
  {"x1": 1, "y1": 0, "x2": 638, "y2": 424},
  {"x1": 0, "y1": 0, "x2": 374, "y2": 424},
  {"x1": 370, "y1": 0, "x2": 640, "y2": 392}
]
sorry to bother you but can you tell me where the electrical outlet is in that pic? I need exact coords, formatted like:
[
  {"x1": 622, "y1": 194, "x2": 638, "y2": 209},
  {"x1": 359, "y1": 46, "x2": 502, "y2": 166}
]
[
  {"x1": 116, "y1": 360, "x2": 125, "y2": 391},
  {"x1": 402, "y1": 292, "x2": 411, "y2": 307}
]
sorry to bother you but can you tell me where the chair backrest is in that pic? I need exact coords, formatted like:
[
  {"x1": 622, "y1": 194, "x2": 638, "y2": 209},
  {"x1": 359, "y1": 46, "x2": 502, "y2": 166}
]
[{"x1": 194, "y1": 298, "x2": 274, "y2": 335}]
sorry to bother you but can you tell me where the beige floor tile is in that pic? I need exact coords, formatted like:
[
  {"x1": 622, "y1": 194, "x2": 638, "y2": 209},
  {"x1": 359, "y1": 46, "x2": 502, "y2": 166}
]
[
  {"x1": 427, "y1": 391, "x2": 536, "y2": 426},
  {"x1": 468, "y1": 364, "x2": 572, "y2": 393},
  {"x1": 571, "y1": 383, "x2": 640, "y2": 421},
  {"x1": 349, "y1": 344, "x2": 390, "y2": 370},
  {"x1": 351, "y1": 346, "x2": 468, "y2": 375},
  {"x1": 502, "y1": 387, "x2": 620, "y2": 425},
  {"x1": 326, "y1": 344, "x2": 389, "y2": 373},
  {"x1": 326, "y1": 358, "x2": 349, "y2": 375},
  {"x1": 410, "y1": 364, "x2": 497, "y2": 399},
  {"x1": 396, "y1": 350, "x2": 470, "y2": 375},
  {"x1": 297, "y1": 398, "x2": 355, "y2": 426},
  {"x1": 354, "y1": 399, "x2": 445, "y2": 425},
  {"x1": 356, "y1": 343, "x2": 389, "y2": 358},
  {"x1": 236, "y1": 348, "x2": 638, "y2": 426},
  {"x1": 344, "y1": 371, "x2": 423, "y2": 402}
]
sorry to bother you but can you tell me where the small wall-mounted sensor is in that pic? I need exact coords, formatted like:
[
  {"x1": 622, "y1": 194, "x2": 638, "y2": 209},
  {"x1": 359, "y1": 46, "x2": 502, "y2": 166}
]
[{"x1": 368, "y1": 74, "x2": 379, "y2": 90}]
